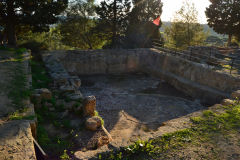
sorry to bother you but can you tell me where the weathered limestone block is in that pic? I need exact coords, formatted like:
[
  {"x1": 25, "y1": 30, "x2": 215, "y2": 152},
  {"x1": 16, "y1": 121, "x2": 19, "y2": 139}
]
[
  {"x1": 83, "y1": 96, "x2": 96, "y2": 116},
  {"x1": 231, "y1": 90, "x2": 240, "y2": 99},
  {"x1": 34, "y1": 88, "x2": 52, "y2": 100},
  {"x1": 221, "y1": 99, "x2": 235, "y2": 106},
  {"x1": 0, "y1": 121, "x2": 37, "y2": 160},
  {"x1": 85, "y1": 116, "x2": 101, "y2": 131},
  {"x1": 60, "y1": 85, "x2": 75, "y2": 93},
  {"x1": 97, "y1": 136, "x2": 110, "y2": 148},
  {"x1": 69, "y1": 77, "x2": 81, "y2": 89},
  {"x1": 67, "y1": 91, "x2": 83, "y2": 101}
]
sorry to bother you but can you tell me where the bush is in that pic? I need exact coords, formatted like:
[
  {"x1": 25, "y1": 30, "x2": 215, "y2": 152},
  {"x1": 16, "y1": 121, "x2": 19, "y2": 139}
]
[
  {"x1": 19, "y1": 40, "x2": 48, "y2": 60},
  {"x1": 18, "y1": 40, "x2": 48, "y2": 53},
  {"x1": 230, "y1": 42, "x2": 239, "y2": 48}
]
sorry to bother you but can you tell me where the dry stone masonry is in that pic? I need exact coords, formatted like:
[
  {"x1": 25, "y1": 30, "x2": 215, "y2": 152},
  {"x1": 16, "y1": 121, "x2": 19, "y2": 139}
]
[
  {"x1": 44, "y1": 48, "x2": 240, "y2": 105},
  {"x1": 42, "y1": 51, "x2": 82, "y2": 100},
  {"x1": 0, "y1": 51, "x2": 36, "y2": 160}
]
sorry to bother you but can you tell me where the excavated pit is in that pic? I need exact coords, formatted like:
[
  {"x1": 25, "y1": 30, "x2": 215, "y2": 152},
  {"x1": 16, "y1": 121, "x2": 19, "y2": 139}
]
[{"x1": 79, "y1": 73, "x2": 205, "y2": 147}]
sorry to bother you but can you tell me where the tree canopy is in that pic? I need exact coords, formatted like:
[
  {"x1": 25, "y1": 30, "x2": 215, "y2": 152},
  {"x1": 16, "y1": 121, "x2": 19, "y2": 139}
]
[
  {"x1": 124, "y1": 0, "x2": 163, "y2": 48},
  {"x1": 59, "y1": 0, "x2": 105, "y2": 49},
  {"x1": 96, "y1": 0, "x2": 131, "y2": 48},
  {"x1": 205, "y1": 0, "x2": 240, "y2": 46},
  {"x1": 0, "y1": 0, "x2": 68, "y2": 46},
  {"x1": 164, "y1": 1, "x2": 207, "y2": 50}
]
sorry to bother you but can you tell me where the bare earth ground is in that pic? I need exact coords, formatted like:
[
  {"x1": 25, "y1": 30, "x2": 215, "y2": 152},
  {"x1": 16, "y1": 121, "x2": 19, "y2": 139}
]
[{"x1": 79, "y1": 74, "x2": 205, "y2": 149}]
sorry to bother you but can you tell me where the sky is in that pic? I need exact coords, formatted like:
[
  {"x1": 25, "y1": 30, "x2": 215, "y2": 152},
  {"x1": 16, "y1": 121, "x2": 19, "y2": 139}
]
[{"x1": 161, "y1": 0, "x2": 211, "y2": 24}]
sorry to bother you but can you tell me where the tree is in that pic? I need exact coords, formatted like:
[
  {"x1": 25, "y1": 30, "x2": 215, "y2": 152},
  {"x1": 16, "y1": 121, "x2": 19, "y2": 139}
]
[
  {"x1": 205, "y1": 0, "x2": 240, "y2": 46},
  {"x1": 96, "y1": 0, "x2": 131, "y2": 48},
  {"x1": 59, "y1": 0, "x2": 105, "y2": 49},
  {"x1": 0, "y1": 0, "x2": 68, "y2": 46},
  {"x1": 124, "y1": 0, "x2": 163, "y2": 48},
  {"x1": 164, "y1": 1, "x2": 207, "y2": 50}
]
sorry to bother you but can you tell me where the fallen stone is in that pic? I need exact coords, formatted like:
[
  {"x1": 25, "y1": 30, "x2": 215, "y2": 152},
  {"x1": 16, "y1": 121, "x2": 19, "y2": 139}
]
[
  {"x1": 31, "y1": 94, "x2": 41, "y2": 105},
  {"x1": 34, "y1": 88, "x2": 52, "y2": 100},
  {"x1": 85, "y1": 116, "x2": 101, "y2": 131},
  {"x1": 97, "y1": 136, "x2": 110, "y2": 148},
  {"x1": 64, "y1": 101, "x2": 76, "y2": 111},
  {"x1": 68, "y1": 92, "x2": 83, "y2": 101},
  {"x1": 221, "y1": 99, "x2": 235, "y2": 106},
  {"x1": 70, "y1": 119, "x2": 84, "y2": 128},
  {"x1": 231, "y1": 90, "x2": 240, "y2": 100},
  {"x1": 49, "y1": 107, "x2": 55, "y2": 111},
  {"x1": 60, "y1": 110, "x2": 69, "y2": 118},
  {"x1": 83, "y1": 96, "x2": 96, "y2": 117},
  {"x1": 60, "y1": 85, "x2": 75, "y2": 93},
  {"x1": 45, "y1": 102, "x2": 53, "y2": 108},
  {"x1": 70, "y1": 78, "x2": 81, "y2": 89}
]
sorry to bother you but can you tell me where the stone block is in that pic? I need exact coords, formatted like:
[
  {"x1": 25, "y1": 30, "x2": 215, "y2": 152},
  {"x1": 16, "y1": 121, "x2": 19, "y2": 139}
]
[
  {"x1": 34, "y1": 88, "x2": 52, "y2": 100},
  {"x1": 231, "y1": 90, "x2": 240, "y2": 99},
  {"x1": 83, "y1": 96, "x2": 96, "y2": 117},
  {"x1": 221, "y1": 99, "x2": 235, "y2": 106},
  {"x1": 85, "y1": 116, "x2": 101, "y2": 131}
]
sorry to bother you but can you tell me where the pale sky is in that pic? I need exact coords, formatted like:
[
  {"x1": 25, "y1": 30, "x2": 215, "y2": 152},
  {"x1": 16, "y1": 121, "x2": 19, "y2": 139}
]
[
  {"x1": 161, "y1": 0, "x2": 211, "y2": 24},
  {"x1": 96, "y1": 0, "x2": 211, "y2": 24}
]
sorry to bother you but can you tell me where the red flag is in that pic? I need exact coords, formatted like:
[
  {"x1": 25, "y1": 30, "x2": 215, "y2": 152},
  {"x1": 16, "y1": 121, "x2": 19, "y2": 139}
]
[{"x1": 153, "y1": 16, "x2": 160, "y2": 26}]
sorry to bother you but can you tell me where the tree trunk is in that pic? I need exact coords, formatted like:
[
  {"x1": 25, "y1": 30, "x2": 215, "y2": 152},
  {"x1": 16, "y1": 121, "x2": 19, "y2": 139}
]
[
  {"x1": 112, "y1": 0, "x2": 117, "y2": 48},
  {"x1": 227, "y1": 34, "x2": 232, "y2": 47},
  {"x1": 6, "y1": 0, "x2": 17, "y2": 46},
  {"x1": 6, "y1": 23, "x2": 17, "y2": 46}
]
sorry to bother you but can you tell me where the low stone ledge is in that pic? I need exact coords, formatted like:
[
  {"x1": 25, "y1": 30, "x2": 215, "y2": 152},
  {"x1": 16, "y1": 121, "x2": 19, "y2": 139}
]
[{"x1": 0, "y1": 120, "x2": 37, "y2": 160}]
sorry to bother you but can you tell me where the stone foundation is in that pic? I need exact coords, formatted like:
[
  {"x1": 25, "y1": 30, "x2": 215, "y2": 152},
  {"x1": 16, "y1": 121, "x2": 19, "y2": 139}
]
[{"x1": 43, "y1": 48, "x2": 240, "y2": 105}]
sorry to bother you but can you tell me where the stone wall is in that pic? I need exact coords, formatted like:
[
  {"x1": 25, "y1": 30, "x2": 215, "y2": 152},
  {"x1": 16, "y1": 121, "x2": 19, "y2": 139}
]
[
  {"x1": 59, "y1": 49, "x2": 140, "y2": 75},
  {"x1": 45, "y1": 48, "x2": 240, "y2": 105},
  {"x1": 0, "y1": 51, "x2": 37, "y2": 160}
]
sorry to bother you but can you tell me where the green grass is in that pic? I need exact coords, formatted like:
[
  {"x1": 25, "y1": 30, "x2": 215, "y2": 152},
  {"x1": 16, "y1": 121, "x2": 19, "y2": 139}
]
[
  {"x1": 31, "y1": 59, "x2": 76, "y2": 158},
  {"x1": 8, "y1": 108, "x2": 36, "y2": 120},
  {"x1": 94, "y1": 111, "x2": 105, "y2": 126},
  {"x1": 97, "y1": 102, "x2": 240, "y2": 160},
  {"x1": 0, "y1": 46, "x2": 27, "y2": 54},
  {"x1": 7, "y1": 59, "x2": 30, "y2": 108},
  {"x1": 30, "y1": 60, "x2": 51, "y2": 89}
]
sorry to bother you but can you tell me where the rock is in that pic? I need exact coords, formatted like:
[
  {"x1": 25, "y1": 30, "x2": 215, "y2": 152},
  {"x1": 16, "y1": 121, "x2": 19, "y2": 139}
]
[
  {"x1": 45, "y1": 102, "x2": 53, "y2": 108},
  {"x1": 70, "y1": 119, "x2": 84, "y2": 128},
  {"x1": 60, "y1": 110, "x2": 69, "y2": 118},
  {"x1": 65, "y1": 101, "x2": 76, "y2": 110},
  {"x1": 60, "y1": 85, "x2": 75, "y2": 93},
  {"x1": 31, "y1": 94, "x2": 41, "y2": 104},
  {"x1": 231, "y1": 90, "x2": 240, "y2": 99},
  {"x1": 97, "y1": 136, "x2": 110, "y2": 148},
  {"x1": 34, "y1": 88, "x2": 52, "y2": 100},
  {"x1": 49, "y1": 107, "x2": 55, "y2": 111},
  {"x1": 41, "y1": 88, "x2": 52, "y2": 100},
  {"x1": 85, "y1": 116, "x2": 102, "y2": 131},
  {"x1": 83, "y1": 96, "x2": 96, "y2": 117},
  {"x1": 56, "y1": 99, "x2": 65, "y2": 106},
  {"x1": 67, "y1": 92, "x2": 83, "y2": 101},
  {"x1": 0, "y1": 121, "x2": 37, "y2": 160},
  {"x1": 70, "y1": 78, "x2": 81, "y2": 89},
  {"x1": 30, "y1": 121, "x2": 37, "y2": 138},
  {"x1": 221, "y1": 99, "x2": 235, "y2": 106}
]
